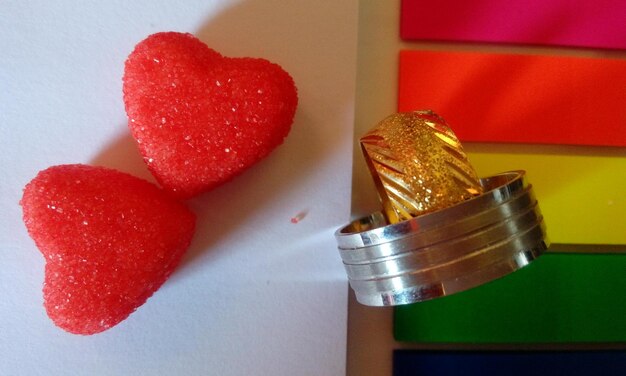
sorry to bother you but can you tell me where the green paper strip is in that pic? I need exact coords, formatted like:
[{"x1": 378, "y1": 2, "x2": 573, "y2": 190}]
[{"x1": 394, "y1": 253, "x2": 626, "y2": 343}]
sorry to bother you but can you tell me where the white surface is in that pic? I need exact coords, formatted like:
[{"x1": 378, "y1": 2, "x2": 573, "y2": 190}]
[{"x1": 0, "y1": 1, "x2": 357, "y2": 375}]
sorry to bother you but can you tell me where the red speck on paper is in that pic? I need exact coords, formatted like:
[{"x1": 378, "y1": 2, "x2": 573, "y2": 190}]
[{"x1": 290, "y1": 211, "x2": 307, "y2": 224}]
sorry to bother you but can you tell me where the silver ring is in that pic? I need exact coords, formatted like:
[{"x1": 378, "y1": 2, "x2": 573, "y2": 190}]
[{"x1": 335, "y1": 171, "x2": 549, "y2": 306}]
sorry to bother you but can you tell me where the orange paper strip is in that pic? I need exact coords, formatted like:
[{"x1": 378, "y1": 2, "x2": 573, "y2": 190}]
[{"x1": 399, "y1": 50, "x2": 626, "y2": 147}]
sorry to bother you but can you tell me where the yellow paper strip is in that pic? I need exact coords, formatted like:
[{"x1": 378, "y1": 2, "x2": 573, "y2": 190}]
[{"x1": 466, "y1": 144, "x2": 626, "y2": 245}]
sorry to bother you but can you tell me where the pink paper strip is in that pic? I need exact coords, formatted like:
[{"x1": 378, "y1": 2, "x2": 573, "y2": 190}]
[{"x1": 401, "y1": 0, "x2": 626, "y2": 49}]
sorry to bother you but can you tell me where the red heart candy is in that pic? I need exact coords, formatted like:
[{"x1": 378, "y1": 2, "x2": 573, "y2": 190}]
[
  {"x1": 20, "y1": 164, "x2": 196, "y2": 335},
  {"x1": 123, "y1": 32, "x2": 298, "y2": 198}
]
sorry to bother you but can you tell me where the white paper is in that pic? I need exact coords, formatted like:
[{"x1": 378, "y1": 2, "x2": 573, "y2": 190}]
[{"x1": 0, "y1": 1, "x2": 357, "y2": 374}]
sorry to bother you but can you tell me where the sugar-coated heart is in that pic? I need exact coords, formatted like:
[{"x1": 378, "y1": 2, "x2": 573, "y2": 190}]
[
  {"x1": 123, "y1": 32, "x2": 298, "y2": 198},
  {"x1": 20, "y1": 164, "x2": 196, "y2": 335}
]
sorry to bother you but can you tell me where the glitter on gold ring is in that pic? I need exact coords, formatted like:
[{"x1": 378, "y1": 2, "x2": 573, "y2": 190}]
[{"x1": 360, "y1": 110, "x2": 483, "y2": 223}]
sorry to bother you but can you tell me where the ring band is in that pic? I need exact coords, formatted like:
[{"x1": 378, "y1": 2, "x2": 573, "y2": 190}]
[{"x1": 335, "y1": 171, "x2": 549, "y2": 306}]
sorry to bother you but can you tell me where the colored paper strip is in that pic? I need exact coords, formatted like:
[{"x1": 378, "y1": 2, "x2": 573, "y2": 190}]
[
  {"x1": 400, "y1": 0, "x2": 626, "y2": 50},
  {"x1": 394, "y1": 253, "x2": 626, "y2": 344},
  {"x1": 465, "y1": 144, "x2": 626, "y2": 245},
  {"x1": 398, "y1": 50, "x2": 626, "y2": 147},
  {"x1": 393, "y1": 350, "x2": 626, "y2": 376}
]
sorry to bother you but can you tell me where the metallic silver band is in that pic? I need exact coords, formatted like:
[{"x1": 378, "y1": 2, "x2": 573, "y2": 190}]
[{"x1": 335, "y1": 171, "x2": 549, "y2": 306}]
